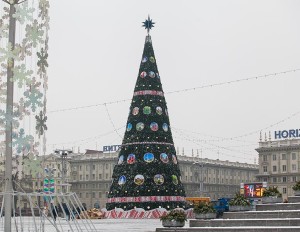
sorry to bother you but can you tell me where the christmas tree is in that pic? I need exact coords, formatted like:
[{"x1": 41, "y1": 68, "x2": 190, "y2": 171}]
[{"x1": 106, "y1": 17, "x2": 186, "y2": 211}]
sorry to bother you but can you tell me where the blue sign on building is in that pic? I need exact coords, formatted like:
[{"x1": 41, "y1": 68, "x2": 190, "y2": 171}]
[
  {"x1": 274, "y1": 129, "x2": 300, "y2": 139},
  {"x1": 103, "y1": 145, "x2": 121, "y2": 152}
]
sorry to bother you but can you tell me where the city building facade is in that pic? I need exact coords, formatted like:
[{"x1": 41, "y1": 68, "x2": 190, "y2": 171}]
[
  {"x1": 256, "y1": 137, "x2": 300, "y2": 200},
  {"x1": 68, "y1": 150, "x2": 258, "y2": 209}
]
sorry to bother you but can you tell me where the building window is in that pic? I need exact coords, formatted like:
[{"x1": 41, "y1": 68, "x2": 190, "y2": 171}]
[
  {"x1": 79, "y1": 193, "x2": 82, "y2": 197},
  {"x1": 282, "y1": 154, "x2": 286, "y2": 160},
  {"x1": 272, "y1": 177, "x2": 277, "y2": 183},
  {"x1": 263, "y1": 166, "x2": 267, "y2": 173},
  {"x1": 292, "y1": 164, "x2": 297, "y2": 171},
  {"x1": 292, "y1": 153, "x2": 296, "y2": 160},
  {"x1": 86, "y1": 175, "x2": 89, "y2": 180},
  {"x1": 92, "y1": 174, "x2": 95, "y2": 180},
  {"x1": 272, "y1": 166, "x2": 277, "y2": 172},
  {"x1": 272, "y1": 154, "x2": 277, "y2": 161},
  {"x1": 282, "y1": 177, "x2": 287, "y2": 182},
  {"x1": 282, "y1": 165, "x2": 287, "y2": 172},
  {"x1": 99, "y1": 174, "x2": 102, "y2": 179},
  {"x1": 79, "y1": 166, "x2": 82, "y2": 171},
  {"x1": 93, "y1": 165, "x2": 96, "y2": 170},
  {"x1": 263, "y1": 155, "x2": 267, "y2": 162},
  {"x1": 283, "y1": 187, "x2": 287, "y2": 194},
  {"x1": 92, "y1": 192, "x2": 95, "y2": 198},
  {"x1": 292, "y1": 176, "x2": 297, "y2": 182},
  {"x1": 263, "y1": 177, "x2": 268, "y2": 182},
  {"x1": 80, "y1": 175, "x2": 82, "y2": 180},
  {"x1": 106, "y1": 174, "x2": 108, "y2": 179}
]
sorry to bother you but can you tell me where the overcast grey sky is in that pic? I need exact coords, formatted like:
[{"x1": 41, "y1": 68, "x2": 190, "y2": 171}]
[{"x1": 46, "y1": 0, "x2": 300, "y2": 163}]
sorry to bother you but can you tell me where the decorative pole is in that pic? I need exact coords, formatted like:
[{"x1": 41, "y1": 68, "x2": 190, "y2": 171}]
[
  {"x1": 3, "y1": 1, "x2": 18, "y2": 230},
  {"x1": 1, "y1": 0, "x2": 50, "y2": 230}
]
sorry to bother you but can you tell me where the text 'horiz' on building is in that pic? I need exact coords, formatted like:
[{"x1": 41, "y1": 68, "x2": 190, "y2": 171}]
[{"x1": 274, "y1": 129, "x2": 300, "y2": 139}]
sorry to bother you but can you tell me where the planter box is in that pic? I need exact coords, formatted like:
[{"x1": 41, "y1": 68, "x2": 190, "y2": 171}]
[
  {"x1": 229, "y1": 205, "x2": 251, "y2": 212},
  {"x1": 162, "y1": 220, "x2": 185, "y2": 227},
  {"x1": 262, "y1": 196, "x2": 282, "y2": 204},
  {"x1": 294, "y1": 190, "x2": 300, "y2": 196},
  {"x1": 195, "y1": 213, "x2": 217, "y2": 219}
]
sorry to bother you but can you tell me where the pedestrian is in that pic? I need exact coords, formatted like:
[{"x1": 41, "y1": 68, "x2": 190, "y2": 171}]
[
  {"x1": 51, "y1": 204, "x2": 58, "y2": 221},
  {"x1": 63, "y1": 203, "x2": 70, "y2": 221}
]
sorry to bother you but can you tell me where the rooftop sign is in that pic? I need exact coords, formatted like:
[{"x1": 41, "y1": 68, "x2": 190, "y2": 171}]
[
  {"x1": 274, "y1": 129, "x2": 300, "y2": 139},
  {"x1": 103, "y1": 145, "x2": 121, "y2": 153}
]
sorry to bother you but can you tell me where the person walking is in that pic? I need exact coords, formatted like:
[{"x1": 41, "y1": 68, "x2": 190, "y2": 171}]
[{"x1": 51, "y1": 204, "x2": 58, "y2": 221}]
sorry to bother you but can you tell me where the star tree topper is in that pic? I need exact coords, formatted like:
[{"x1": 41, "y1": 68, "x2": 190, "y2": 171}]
[{"x1": 142, "y1": 15, "x2": 155, "y2": 34}]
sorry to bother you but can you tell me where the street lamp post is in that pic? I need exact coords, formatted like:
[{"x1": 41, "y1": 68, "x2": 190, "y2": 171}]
[{"x1": 55, "y1": 149, "x2": 72, "y2": 194}]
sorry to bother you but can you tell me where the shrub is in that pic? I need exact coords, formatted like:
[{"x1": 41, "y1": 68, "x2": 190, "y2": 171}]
[
  {"x1": 262, "y1": 186, "x2": 282, "y2": 197},
  {"x1": 229, "y1": 193, "x2": 250, "y2": 206},
  {"x1": 193, "y1": 202, "x2": 216, "y2": 214},
  {"x1": 292, "y1": 181, "x2": 300, "y2": 191},
  {"x1": 160, "y1": 209, "x2": 187, "y2": 223}
]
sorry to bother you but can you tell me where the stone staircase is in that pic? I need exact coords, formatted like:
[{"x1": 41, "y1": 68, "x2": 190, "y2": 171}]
[{"x1": 156, "y1": 196, "x2": 300, "y2": 232}]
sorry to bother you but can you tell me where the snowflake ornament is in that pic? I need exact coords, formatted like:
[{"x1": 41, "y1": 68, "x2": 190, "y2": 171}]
[
  {"x1": 15, "y1": 40, "x2": 32, "y2": 60},
  {"x1": 35, "y1": 110, "x2": 47, "y2": 136},
  {"x1": 12, "y1": 128, "x2": 34, "y2": 154},
  {"x1": 23, "y1": 152, "x2": 43, "y2": 177},
  {"x1": 2, "y1": 7, "x2": 9, "y2": 20},
  {"x1": 24, "y1": 87, "x2": 43, "y2": 112},
  {"x1": 11, "y1": 64, "x2": 33, "y2": 88},
  {"x1": 0, "y1": 108, "x2": 20, "y2": 130},
  {"x1": 0, "y1": 42, "x2": 20, "y2": 67},
  {"x1": 38, "y1": 0, "x2": 50, "y2": 20},
  {"x1": 16, "y1": 98, "x2": 31, "y2": 120},
  {"x1": 0, "y1": 80, "x2": 6, "y2": 103},
  {"x1": 37, "y1": 48, "x2": 48, "y2": 73},
  {"x1": 0, "y1": 19, "x2": 8, "y2": 38},
  {"x1": 13, "y1": 2, "x2": 35, "y2": 25},
  {"x1": 25, "y1": 20, "x2": 44, "y2": 48}
]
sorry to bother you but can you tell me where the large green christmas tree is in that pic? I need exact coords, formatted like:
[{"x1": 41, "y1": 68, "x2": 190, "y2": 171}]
[{"x1": 106, "y1": 17, "x2": 186, "y2": 211}]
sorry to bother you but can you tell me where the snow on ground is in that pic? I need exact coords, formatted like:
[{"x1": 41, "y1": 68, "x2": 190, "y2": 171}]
[{"x1": 0, "y1": 217, "x2": 190, "y2": 232}]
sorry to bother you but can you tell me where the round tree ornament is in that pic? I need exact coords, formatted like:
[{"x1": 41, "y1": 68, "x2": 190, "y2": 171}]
[
  {"x1": 150, "y1": 122, "x2": 159, "y2": 131},
  {"x1": 136, "y1": 122, "x2": 145, "y2": 131},
  {"x1": 172, "y1": 175, "x2": 179, "y2": 185},
  {"x1": 172, "y1": 155, "x2": 178, "y2": 164},
  {"x1": 118, "y1": 176, "x2": 126, "y2": 185},
  {"x1": 156, "y1": 106, "x2": 163, "y2": 115},
  {"x1": 118, "y1": 155, "x2": 124, "y2": 165},
  {"x1": 142, "y1": 56, "x2": 148, "y2": 63},
  {"x1": 162, "y1": 123, "x2": 168, "y2": 132},
  {"x1": 149, "y1": 71, "x2": 155, "y2": 78},
  {"x1": 154, "y1": 174, "x2": 164, "y2": 185},
  {"x1": 127, "y1": 154, "x2": 136, "y2": 164},
  {"x1": 149, "y1": 56, "x2": 155, "y2": 63},
  {"x1": 140, "y1": 71, "x2": 147, "y2": 78},
  {"x1": 160, "y1": 153, "x2": 169, "y2": 163},
  {"x1": 134, "y1": 174, "x2": 145, "y2": 185},
  {"x1": 143, "y1": 106, "x2": 151, "y2": 115},
  {"x1": 127, "y1": 123, "x2": 132, "y2": 131},
  {"x1": 144, "y1": 153, "x2": 154, "y2": 163},
  {"x1": 132, "y1": 107, "x2": 139, "y2": 115}
]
